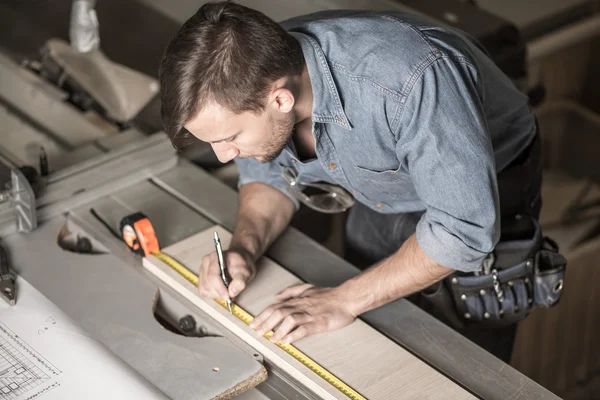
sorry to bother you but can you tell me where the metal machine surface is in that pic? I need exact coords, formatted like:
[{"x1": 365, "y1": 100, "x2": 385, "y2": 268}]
[{"x1": 0, "y1": 136, "x2": 560, "y2": 399}]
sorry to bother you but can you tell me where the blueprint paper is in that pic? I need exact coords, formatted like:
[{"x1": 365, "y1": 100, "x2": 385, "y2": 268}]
[{"x1": 0, "y1": 278, "x2": 167, "y2": 400}]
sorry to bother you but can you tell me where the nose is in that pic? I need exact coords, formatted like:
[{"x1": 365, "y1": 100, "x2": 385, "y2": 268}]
[{"x1": 211, "y1": 142, "x2": 239, "y2": 163}]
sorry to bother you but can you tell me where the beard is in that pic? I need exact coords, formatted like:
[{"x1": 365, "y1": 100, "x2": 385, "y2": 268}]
[{"x1": 255, "y1": 113, "x2": 295, "y2": 163}]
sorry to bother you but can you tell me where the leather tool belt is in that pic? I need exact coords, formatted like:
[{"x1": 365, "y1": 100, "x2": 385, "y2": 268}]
[{"x1": 447, "y1": 218, "x2": 566, "y2": 327}]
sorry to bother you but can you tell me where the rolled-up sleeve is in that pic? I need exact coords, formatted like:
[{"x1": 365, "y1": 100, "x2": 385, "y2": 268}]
[
  {"x1": 395, "y1": 57, "x2": 500, "y2": 272},
  {"x1": 234, "y1": 158, "x2": 300, "y2": 210}
]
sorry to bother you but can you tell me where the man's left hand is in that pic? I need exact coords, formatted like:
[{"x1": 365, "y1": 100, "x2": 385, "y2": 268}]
[{"x1": 249, "y1": 284, "x2": 356, "y2": 344}]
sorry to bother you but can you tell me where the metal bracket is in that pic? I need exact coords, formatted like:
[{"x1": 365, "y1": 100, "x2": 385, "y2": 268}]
[
  {"x1": 0, "y1": 168, "x2": 38, "y2": 233},
  {"x1": 11, "y1": 168, "x2": 37, "y2": 232}
]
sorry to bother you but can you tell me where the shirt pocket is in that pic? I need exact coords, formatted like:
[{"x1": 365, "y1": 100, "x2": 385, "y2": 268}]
[
  {"x1": 352, "y1": 165, "x2": 417, "y2": 203},
  {"x1": 353, "y1": 165, "x2": 409, "y2": 184}
]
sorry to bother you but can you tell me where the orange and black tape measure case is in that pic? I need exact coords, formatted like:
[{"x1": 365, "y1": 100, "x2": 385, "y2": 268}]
[{"x1": 119, "y1": 212, "x2": 160, "y2": 256}]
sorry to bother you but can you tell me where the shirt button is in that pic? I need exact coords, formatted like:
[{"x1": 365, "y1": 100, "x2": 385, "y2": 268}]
[
  {"x1": 376, "y1": 203, "x2": 384, "y2": 209},
  {"x1": 291, "y1": 159, "x2": 297, "y2": 163},
  {"x1": 391, "y1": 171, "x2": 397, "y2": 175},
  {"x1": 329, "y1": 162, "x2": 337, "y2": 170}
]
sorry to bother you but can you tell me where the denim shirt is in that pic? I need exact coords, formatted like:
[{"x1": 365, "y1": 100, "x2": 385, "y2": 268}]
[{"x1": 234, "y1": 11, "x2": 536, "y2": 273}]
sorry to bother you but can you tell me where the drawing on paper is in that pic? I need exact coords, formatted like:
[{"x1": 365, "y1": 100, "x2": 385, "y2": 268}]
[{"x1": 0, "y1": 322, "x2": 61, "y2": 399}]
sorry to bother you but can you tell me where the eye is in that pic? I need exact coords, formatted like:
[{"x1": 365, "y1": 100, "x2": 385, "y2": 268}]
[{"x1": 225, "y1": 134, "x2": 238, "y2": 143}]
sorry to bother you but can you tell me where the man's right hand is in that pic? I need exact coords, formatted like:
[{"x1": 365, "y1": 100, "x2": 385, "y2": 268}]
[
  {"x1": 198, "y1": 249, "x2": 256, "y2": 301},
  {"x1": 197, "y1": 182, "x2": 296, "y2": 302}
]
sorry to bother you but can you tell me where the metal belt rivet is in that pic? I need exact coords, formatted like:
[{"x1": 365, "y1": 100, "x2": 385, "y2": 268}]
[
  {"x1": 491, "y1": 269, "x2": 504, "y2": 303},
  {"x1": 464, "y1": 313, "x2": 471, "y2": 319},
  {"x1": 451, "y1": 277, "x2": 458, "y2": 284},
  {"x1": 553, "y1": 279, "x2": 564, "y2": 293},
  {"x1": 484, "y1": 312, "x2": 490, "y2": 319},
  {"x1": 508, "y1": 281, "x2": 514, "y2": 286},
  {"x1": 524, "y1": 277, "x2": 530, "y2": 284},
  {"x1": 460, "y1": 294, "x2": 467, "y2": 301},
  {"x1": 515, "y1": 306, "x2": 520, "y2": 313},
  {"x1": 479, "y1": 289, "x2": 486, "y2": 296},
  {"x1": 526, "y1": 261, "x2": 531, "y2": 267},
  {"x1": 528, "y1": 298, "x2": 533, "y2": 304}
]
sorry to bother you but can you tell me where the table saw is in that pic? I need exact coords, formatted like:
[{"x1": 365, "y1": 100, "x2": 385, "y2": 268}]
[
  {"x1": 0, "y1": 132, "x2": 563, "y2": 399},
  {"x1": 0, "y1": 0, "x2": 575, "y2": 397},
  {"x1": 0, "y1": 73, "x2": 560, "y2": 400}
]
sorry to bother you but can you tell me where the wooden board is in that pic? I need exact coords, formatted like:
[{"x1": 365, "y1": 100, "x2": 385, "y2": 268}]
[{"x1": 143, "y1": 225, "x2": 475, "y2": 400}]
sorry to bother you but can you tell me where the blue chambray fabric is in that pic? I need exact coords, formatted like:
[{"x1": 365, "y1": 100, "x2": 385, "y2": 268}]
[{"x1": 234, "y1": 11, "x2": 536, "y2": 272}]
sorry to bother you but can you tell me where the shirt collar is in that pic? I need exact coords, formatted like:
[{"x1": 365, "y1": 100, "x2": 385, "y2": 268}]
[{"x1": 289, "y1": 32, "x2": 351, "y2": 130}]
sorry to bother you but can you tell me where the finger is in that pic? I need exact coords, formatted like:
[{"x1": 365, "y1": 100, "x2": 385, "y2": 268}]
[
  {"x1": 270, "y1": 313, "x2": 309, "y2": 343},
  {"x1": 206, "y1": 261, "x2": 229, "y2": 300},
  {"x1": 198, "y1": 256, "x2": 211, "y2": 296},
  {"x1": 249, "y1": 303, "x2": 278, "y2": 330},
  {"x1": 198, "y1": 269, "x2": 221, "y2": 299},
  {"x1": 281, "y1": 322, "x2": 319, "y2": 344},
  {"x1": 253, "y1": 306, "x2": 294, "y2": 336},
  {"x1": 227, "y1": 261, "x2": 252, "y2": 298},
  {"x1": 274, "y1": 284, "x2": 313, "y2": 301}
]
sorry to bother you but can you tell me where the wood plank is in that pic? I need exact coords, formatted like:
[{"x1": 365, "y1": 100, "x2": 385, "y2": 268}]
[{"x1": 143, "y1": 225, "x2": 475, "y2": 400}]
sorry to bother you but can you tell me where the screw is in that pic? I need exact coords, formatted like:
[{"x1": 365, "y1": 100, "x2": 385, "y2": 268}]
[
  {"x1": 76, "y1": 236, "x2": 92, "y2": 253},
  {"x1": 179, "y1": 315, "x2": 196, "y2": 334}
]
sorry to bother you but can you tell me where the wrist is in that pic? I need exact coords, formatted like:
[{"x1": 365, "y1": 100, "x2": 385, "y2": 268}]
[
  {"x1": 334, "y1": 282, "x2": 369, "y2": 318},
  {"x1": 228, "y1": 243, "x2": 258, "y2": 264}
]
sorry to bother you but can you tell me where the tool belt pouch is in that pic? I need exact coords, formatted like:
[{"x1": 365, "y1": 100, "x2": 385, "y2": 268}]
[{"x1": 446, "y1": 220, "x2": 567, "y2": 328}]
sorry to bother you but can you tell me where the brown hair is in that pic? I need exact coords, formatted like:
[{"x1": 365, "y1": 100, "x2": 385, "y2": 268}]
[{"x1": 159, "y1": 1, "x2": 304, "y2": 149}]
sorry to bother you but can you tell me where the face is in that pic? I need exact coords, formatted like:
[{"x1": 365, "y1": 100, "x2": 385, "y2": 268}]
[{"x1": 185, "y1": 91, "x2": 296, "y2": 164}]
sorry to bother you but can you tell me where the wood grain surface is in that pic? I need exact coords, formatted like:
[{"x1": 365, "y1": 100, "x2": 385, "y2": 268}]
[{"x1": 143, "y1": 225, "x2": 475, "y2": 400}]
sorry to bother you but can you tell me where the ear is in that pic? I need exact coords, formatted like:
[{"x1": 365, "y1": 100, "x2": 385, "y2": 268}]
[{"x1": 269, "y1": 87, "x2": 295, "y2": 114}]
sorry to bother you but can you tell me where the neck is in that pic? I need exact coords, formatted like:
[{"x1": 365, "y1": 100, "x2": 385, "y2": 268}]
[{"x1": 292, "y1": 63, "x2": 313, "y2": 124}]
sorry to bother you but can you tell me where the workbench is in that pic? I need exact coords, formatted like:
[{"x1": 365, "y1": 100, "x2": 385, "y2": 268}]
[{"x1": 0, "y1": 134, "x2": 560, "y2": 399}]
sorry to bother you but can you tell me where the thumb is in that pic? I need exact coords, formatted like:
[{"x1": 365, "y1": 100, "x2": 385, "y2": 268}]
[{"x1": 228, "y1": 273, "x2": 250, "y2": 298}]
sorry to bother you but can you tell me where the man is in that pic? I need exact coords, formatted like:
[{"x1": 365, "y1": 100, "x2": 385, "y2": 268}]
[{"x1": 159, "y1": 1, "x2": 542, "y2": 363}]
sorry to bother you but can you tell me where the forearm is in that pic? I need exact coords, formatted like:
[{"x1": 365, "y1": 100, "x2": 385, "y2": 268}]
[
  {"x1": 229, "y1": 182, "x2": 295, "y2": 261},
  {"x1": 341, "y1": 233, "x2": 454, "y2": 316}
]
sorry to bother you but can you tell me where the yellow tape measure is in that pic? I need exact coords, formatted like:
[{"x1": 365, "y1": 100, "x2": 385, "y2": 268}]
[{"x1": 152, "y1": 251, "x2": 367, "y2": 400}]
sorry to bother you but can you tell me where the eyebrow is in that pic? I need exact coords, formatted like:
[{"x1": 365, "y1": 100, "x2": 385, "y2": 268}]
[{"x1": 209, "y1": 132, "x2": 240, "y2": 144}]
